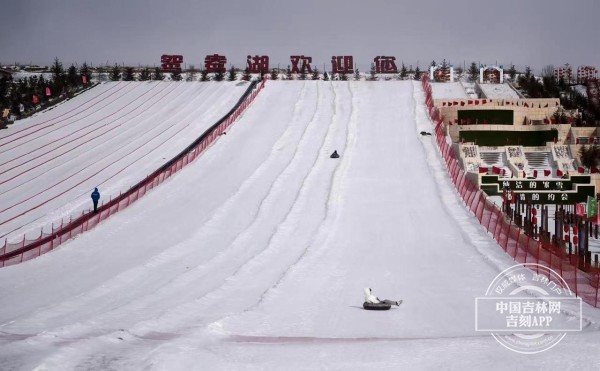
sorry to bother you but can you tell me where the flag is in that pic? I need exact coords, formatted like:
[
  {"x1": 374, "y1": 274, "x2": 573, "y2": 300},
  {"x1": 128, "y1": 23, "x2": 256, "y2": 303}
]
[
  {"x1": 46, "y1": 87, "x2": 51, "y2": 96},
  {"x1": 576, "y1": 203, "x2": 585, "y2": 216},
  {"x1": 587, "y1": 196, "x2": 598, "y2": 218},
  {"x1": 33, "y1": 95, "x2": 38, "y2": 104},
  {"x1": 82, "y1": 75, "x2": 87, "y2": 84}
]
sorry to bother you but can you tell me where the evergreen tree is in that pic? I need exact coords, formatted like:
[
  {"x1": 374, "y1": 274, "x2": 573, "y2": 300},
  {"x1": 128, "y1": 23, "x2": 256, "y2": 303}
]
[
  {"x1": 200, "y1": 69, "x2": 209, "y2": 81},
  {"x1": 38, "y1": 75, "x2": 46, "y2": 100},
  {"x1": 0, "y1": 76, "x2": 8, "y2": 108},
  {"x1": 414, "y1": 65, "x2": 421, "y2": 80},
  {"x1": 186, "y1": 65, "x2": 197, "y2": 81},
  {"x1": 241, "y1": 68, "x2": 251, "y2": 81},
  {"x1": 51, "y1": 57, "x2": 65, "y2": 83},
  {"x1": 67, "y1": 64, "x2": 80, "y2": 88},
  {"x1": 227, "y1": 66, "x2": 237, "y2": 81},
  {"x1": 524, "y1": 66, "x2": 532, "y2": 80},
  {"x1": 507, "y1": 65, "x2": 516, "y2": 81},
  {"x1": 323, "y1": 71, "x2": 329, "y2": 81},
  {"x1": 467, "y1": 62, "x2": 479, "y2": 82},
  {"x1": 370, "y1": 63, "x2": 377, "y2": 81},
  {"x1": 400, "y1": 63, "x2": 407, "y2": 79},
  {"x1": 270, "y1": 68, "x2": 279, "y2": 80},
  {"x1": 153, "y1": 67, "x2": 164, "y2": 81},
  {"x1": 579, "y1": 145, "x2": 600, "y2": 168},
  {"x1": 50, "y1": 57, "x2": 65, "y2": 95},
  {"x1": 214, "y1": 68, "x2": 225, "y2": 81},
  {"x1": 123, "y1": 67, "x2": 135, "y2": 81},
  {"x1": 400, "y1": 62, "x2": 407, "y2": 80},
  {"x1": 286, "y1": 65, "x2": 293, "y2": 80},
  {"x1": 139, "y1": 68, "x2": 151, "y2": 81},
  {"x1": 354, "y1": 68, "x2": 360, "y2": 81},
  {"x1": 300, "y1": 64, "x2": 308, "y2": 80},
  {"x1": 171, "y1": 69, "x2": 182, "y2": 81},
  {"x1": 431, "y1": 60, "x2": 437, "y2": 67},
  {"x1": 110, "y1": 64, "x2": 121, "y2": 81},
  {"x1": 79, "y1": 62, "x2": 91, "y2": 85},
  {"x1": 311, "y1": 67, "x2": 319, "y2": 80}
]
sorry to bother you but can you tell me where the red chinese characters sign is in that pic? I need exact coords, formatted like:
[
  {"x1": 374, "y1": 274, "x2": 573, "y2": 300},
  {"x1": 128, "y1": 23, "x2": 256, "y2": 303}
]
[
  {"x1": 161, "y1": 55, "x2": 183, "y2": 73},
  {"x1": 331, "y1": 56, "x2": 353, "y2": 74},
  {"x1": 247, "y1": 55, "x2": 269, "y2": 73},
  {"x1": 290, "y1": 55, "x2": 313, "y2": 73},
  {"x1": 374, "y1": 56, "x2": 397, "y2": 73},
  {"x1": 204, "y1": 54, "x2": 227, "y2": 73}
]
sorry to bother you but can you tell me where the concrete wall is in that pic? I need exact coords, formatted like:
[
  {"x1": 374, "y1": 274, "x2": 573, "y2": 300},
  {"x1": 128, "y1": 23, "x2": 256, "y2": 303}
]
[
  {"x1": 448, "y1": 124, "x2": 570, "y2": 144},
  {"x1": 435, "y1": 98, "x2": 560, "y2": 127}
]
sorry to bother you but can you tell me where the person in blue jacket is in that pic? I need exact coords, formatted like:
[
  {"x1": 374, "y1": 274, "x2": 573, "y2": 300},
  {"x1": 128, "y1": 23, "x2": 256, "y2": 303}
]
[{"x1": 91, "y1": 188, "x2": 100, "y2": 213}]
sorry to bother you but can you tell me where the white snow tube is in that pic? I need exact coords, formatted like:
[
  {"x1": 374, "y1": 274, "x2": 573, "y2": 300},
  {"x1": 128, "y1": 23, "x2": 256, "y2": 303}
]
[{"x1": 363, "y1": 302, "x2": 391, "y2": 310}]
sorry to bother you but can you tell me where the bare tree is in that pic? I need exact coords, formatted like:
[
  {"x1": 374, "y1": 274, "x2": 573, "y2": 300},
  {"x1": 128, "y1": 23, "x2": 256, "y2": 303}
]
[{"x1": 542, "y1": 64, "x2": 554, "y2": 78}]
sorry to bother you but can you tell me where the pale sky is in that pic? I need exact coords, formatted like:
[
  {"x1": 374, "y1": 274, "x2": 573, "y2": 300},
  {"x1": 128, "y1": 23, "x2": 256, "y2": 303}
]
[{"x1": 1, "y1": 0, "x2": 599, "y2": 73}]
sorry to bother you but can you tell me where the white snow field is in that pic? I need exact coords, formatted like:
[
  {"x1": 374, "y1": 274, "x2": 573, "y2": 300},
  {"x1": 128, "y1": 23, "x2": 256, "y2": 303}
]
[
  {"x1": 0, "y1": 81, "x2": 250, "y2": 241},
  {"x1": 1, "y1": 81, "x2": 600, "y2": 370}
]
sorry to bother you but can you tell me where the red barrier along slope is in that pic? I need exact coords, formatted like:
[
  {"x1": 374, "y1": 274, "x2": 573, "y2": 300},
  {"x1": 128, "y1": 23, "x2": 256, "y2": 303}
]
[
  {"x1": 420, "y1": 75, "x2": 600, "y2": 308},
  {"x1": 0, "y1": 79, "x2": 266, "y2": 267}
]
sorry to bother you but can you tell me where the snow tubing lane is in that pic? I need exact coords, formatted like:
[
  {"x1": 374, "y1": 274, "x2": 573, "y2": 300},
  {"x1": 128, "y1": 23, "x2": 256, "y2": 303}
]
[{"x1": 363, "y1": 302, "x2": 391, "y2": 310}]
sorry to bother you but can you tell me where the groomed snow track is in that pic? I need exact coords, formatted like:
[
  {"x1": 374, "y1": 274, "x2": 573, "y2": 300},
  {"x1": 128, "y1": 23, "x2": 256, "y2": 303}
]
[
  {"x1": 1, "y1": 80, "x2": 600, "y2": 370},
  {"x1": 0, "y1": 80, "x2": 262, "y2": 265}
]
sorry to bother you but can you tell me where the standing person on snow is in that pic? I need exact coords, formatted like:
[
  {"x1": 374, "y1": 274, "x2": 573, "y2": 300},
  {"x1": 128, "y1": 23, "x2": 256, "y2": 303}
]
[
  {"x1": 364, "y1": 288, "x2": 401, "y2": 306},
  {"x1": 91, "y1": 188, "x2": 100, "y2": 213}
]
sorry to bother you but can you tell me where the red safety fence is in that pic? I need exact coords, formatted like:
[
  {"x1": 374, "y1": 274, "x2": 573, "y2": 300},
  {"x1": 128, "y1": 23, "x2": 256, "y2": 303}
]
[
  {"x1": 421, "y1": 75, "x2": 600, "y2": 307},
  {"x1": 0, "y1": 79, "x2": 266, "y2": 267}
]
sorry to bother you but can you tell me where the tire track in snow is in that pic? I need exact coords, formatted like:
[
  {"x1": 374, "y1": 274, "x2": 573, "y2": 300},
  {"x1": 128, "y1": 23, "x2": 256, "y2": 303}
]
[
  {"x1": 0, "y1": 82, "x2": 333, "y2": 357},
  {"x1": 0, "y1": 82, "x2": 318, "y2": 339},
  {"x1": 210, "y1": 81, "x2": 358, "y2": 330}
]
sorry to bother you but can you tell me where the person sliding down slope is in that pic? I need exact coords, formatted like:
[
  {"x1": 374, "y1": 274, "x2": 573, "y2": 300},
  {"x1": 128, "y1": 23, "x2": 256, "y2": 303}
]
[{"x1": 364, "y1": 288, "x2": 402, "y2": 306}]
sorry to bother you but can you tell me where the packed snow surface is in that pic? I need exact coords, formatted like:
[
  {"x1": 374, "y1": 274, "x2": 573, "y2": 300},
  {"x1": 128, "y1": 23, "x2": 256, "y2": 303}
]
[
  {"x1": 430, "y1": 82, "x2": 469, "y2": 99},
  {"x1": 1, "y1": 81, "x2": 600, "y2": 370},
  {"x1": 479, "y1": 83, "x2": 521, "y2": 99},
  {"x1": 0, "y1": 81, "x2": 249, "y2": 241}
]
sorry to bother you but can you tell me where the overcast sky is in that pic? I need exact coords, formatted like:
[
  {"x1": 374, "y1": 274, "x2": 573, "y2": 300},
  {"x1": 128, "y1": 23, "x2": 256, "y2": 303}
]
[{"x1": 1, "y1": 0, "x2": 599, "y2": 73}]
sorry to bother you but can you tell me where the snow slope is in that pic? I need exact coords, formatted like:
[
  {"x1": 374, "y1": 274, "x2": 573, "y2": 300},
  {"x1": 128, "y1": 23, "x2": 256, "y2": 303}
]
[
  {"x1": 430, "y1": 82, "x2": 469, "y2": 99},
  {"x1": 1, "y1": 81, "x2": 600, "y2": 370},
  {"x1": 0, "y1": 81, "x2": 250, "y2": 241},
  {"x1": 479, "y1": 83, "x2": 521, "y2": 99}
]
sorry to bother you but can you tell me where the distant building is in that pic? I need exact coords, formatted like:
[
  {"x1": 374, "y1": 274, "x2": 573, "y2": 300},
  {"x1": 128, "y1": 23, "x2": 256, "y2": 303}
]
[
  {"x1": 554, "y1": 64, "x2": 572, "y2": 83},
  {"x1": 577, "y1": 65, "x2": 598, "y2": 83}
]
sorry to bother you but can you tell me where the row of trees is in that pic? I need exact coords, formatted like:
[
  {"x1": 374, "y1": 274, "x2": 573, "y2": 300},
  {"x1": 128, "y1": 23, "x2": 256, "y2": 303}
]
[
  {"x1": 105, "y1": 63, "x2": 427, "y2": 82},
  {"x1": 1, "y1": 58, "x2": 92, "y2": 119},
  {"x1": 4, "y1": 59, "x2": 598, "y2": 124}
]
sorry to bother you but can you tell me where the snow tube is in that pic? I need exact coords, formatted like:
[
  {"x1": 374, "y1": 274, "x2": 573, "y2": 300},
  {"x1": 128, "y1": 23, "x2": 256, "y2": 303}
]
[{"x1": 363, "y1": 302, "x2": 391, "y2": 310}]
